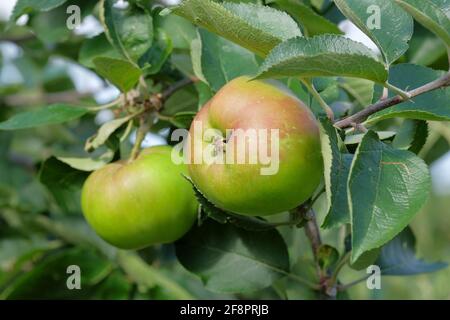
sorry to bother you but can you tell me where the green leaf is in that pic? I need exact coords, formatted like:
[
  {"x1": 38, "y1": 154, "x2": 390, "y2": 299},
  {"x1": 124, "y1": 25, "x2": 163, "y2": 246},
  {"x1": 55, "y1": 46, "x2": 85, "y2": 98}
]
[
  {"x1": 172, "y1": 0, "x2": 302, "y2": 57},
  {"x1": 100, "y1": 0, "x2": 153, "y2": 64},
  {"x1": 348, "y1": 131, "x2": 431, "y2": 262},
  {"x1": 274, "y1": 258, "x2": 319, "y2": 300},
  {"x1": 395, "y1": 0, "x2": 450, "y2": 47},
  {"x1": 158, "y1": 14, "x2": 196, "y2": 50},
  {"x1": 334, "y1": 0, "x2": 413, "y2": 65},
  {"x1": 90, "y1": 270, "x2": 132, "y2": 299},
  {"x1": 10, "y1": 0, "x2": 67, "y2": 22},
  {"x1": 2, "y1": 247, "x2": 112, "y2": 299},
  {"x1": 169, "y1": 112, "x2": 198, "y2": 129},
  {"x1": 376, "y1": 227, "x2": 447, "y2": 275},
  {"x1": 317, "y1": 245, "x2": 339, "y2": 271},
  {"x1": 39, "y1": 157, "x2": 89, "y2": 214},
  {"x1": 193, "y1": 28, "x2": 259, "y2": 91},
  {"x1": 350, "y1": 248, "x2": 381, "y2": 270},
  {"x1": 93, "y1": 57, "x2": 142, "y2": 92},
  {"x1": 0, "y1": 104, "x2": 89, "y2": 131},
  {"x1": 0, "y1": 238, "x2": 60, "y2": 273},
  {"x1": 79, "y1": 33, "x2": 123, "y2": 69},
  {"x1": 139, "y1": 29, "x2": 173, "y2": 74},
  {"x1": 319, "y1": 118, "x2": 352, "y2": 229},
  {"x1": 28, "y1": 0, "x2": 96, "y2": 45},
  {"x1": 85, "y1": 115, "x2": 134, "y2": 152},
  {"x1": 175, "y1": 220, "x2": 290, "y2": 293},
  {"x1": 339, "y1": 78, "x2": 374, "y2": 107},
  {"x1": 276, "y1": 0, "x2": 343, "y2": 36},
  {"x1": 368, "y1": 64, "x2": 450, "y2": 122},
  {"x1": 256, "y1": 35, "x2": 388, "y2": 83},
  {"x1": 161, "y1": 85, "x2": 198, "y2": 116},
  {"x1": 392, "y1": 120, "x2": 429, "y2": 154},
  {"x1": 409, "y1": 35, "x2": 448, "y2": 66}
]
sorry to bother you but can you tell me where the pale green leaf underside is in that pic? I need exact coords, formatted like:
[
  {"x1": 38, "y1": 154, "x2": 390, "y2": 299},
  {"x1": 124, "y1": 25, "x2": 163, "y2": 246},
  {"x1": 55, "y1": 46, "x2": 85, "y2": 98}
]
[
  {"x1": 348, "y1": 131, "x2": 430, "y2": 262},
  {"x1": 334, "y1": 0, "x2": 413, "y2": 65},
  {"x1": 395, "y1": 0, "x2": 450, "y2": 47},
  {"x1": 256, "y1": 35, "x2": 388, "y2": 83},
  {"x1": 0, "y1": 104, "x2": 88, "y2": 130},
  {"x1": 86, "y1": 114, "x2": 134, "y2": 151},
  {"x1": 319, "y1": 119, "x2": 352, "y2": 229},
  {"x1": 172, "y1": 0, "x2": 301, "y2": 57},
  {"x1": 57, "y1": 150, "x2": 114, "y2": 172}
]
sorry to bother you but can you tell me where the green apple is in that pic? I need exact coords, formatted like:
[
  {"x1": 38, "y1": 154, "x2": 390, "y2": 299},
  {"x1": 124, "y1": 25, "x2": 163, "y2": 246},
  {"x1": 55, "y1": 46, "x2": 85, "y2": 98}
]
[
  {"x1": 81, "y1": 146, "x2": 198, "y2": 249},
  {"x1": 187, "y1": 76, "x2": 323, "y2": 216}
]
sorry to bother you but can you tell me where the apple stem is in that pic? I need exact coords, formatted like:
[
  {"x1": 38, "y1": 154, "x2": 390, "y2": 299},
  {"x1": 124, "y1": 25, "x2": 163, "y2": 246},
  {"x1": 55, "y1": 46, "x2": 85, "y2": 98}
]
[
  {"x1": 301, "y1": 78, "x2": 335, "y2": 121},
  {"x1": 130, "y1": 115, "x2": 149, "y2": 161}
]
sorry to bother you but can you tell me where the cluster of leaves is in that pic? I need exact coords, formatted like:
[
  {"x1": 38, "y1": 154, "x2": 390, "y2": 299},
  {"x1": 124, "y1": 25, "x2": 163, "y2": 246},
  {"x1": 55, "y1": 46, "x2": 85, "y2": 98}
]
[{"x1": 0, "y1": 0, "x2": 449, "y2": 299}]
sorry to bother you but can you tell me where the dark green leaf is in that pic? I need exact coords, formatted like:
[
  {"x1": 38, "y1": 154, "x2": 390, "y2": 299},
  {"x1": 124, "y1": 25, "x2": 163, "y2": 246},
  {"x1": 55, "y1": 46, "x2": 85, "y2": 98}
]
[
  {"x1": 276, "y1": 0, "x2": 343, "y2": 36},
  {"x1": 39, "y1": 157, "x2": 89, "y2": 214},
  {"x1": 100, "y1": 0, "x2": 153, "y2": 63},
  {"x1": 256, "y1": 35, "x2": 388, "y2": 83},
  {"x1": 161, "y1": 85, "x2": 198, "y2": 116},
  {"x1": 175, "y1": 220, "x2": 290, "y2": 293},
  {"x1": 348, "y1": 131, "x2": 431, "y2": 262},
  {"x1": 376, "y1": 227, "x2": 447, "y2": 275},
  {"x1": 0, "y1": 104, "x2": 88, "y2": 131},
  {"x1": 172, "y1": 0, "x2": 301, "y2": 57},
  {"x1": 393, "y1": 120, "x2": 429, "y2": 154},
  {"x1": 3, "y1": 247, "x2": 111, "y2": 299}
]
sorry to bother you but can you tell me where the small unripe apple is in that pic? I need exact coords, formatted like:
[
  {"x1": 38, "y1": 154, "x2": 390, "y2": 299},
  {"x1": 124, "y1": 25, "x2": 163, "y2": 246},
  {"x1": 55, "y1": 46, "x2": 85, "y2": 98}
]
[
  {"x1": 187, "y1": 76, "x2": 323, "y2": 216},
  {"x1": 81, "y1": 146, "x2": 198, "y2": 249}
]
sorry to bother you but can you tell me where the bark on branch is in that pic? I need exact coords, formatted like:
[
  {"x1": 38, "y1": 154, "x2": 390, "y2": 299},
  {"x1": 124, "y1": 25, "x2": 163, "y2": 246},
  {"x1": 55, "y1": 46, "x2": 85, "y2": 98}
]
[{"x1": 335, "y1": 72, "x2": 450, "y2": 129}]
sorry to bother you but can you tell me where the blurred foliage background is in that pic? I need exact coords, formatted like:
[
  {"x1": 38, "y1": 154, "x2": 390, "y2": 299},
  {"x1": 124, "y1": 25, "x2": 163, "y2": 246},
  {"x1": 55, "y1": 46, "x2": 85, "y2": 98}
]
[{"x1": 0, "y1": 0, "x2": 449, "y2": 299}]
